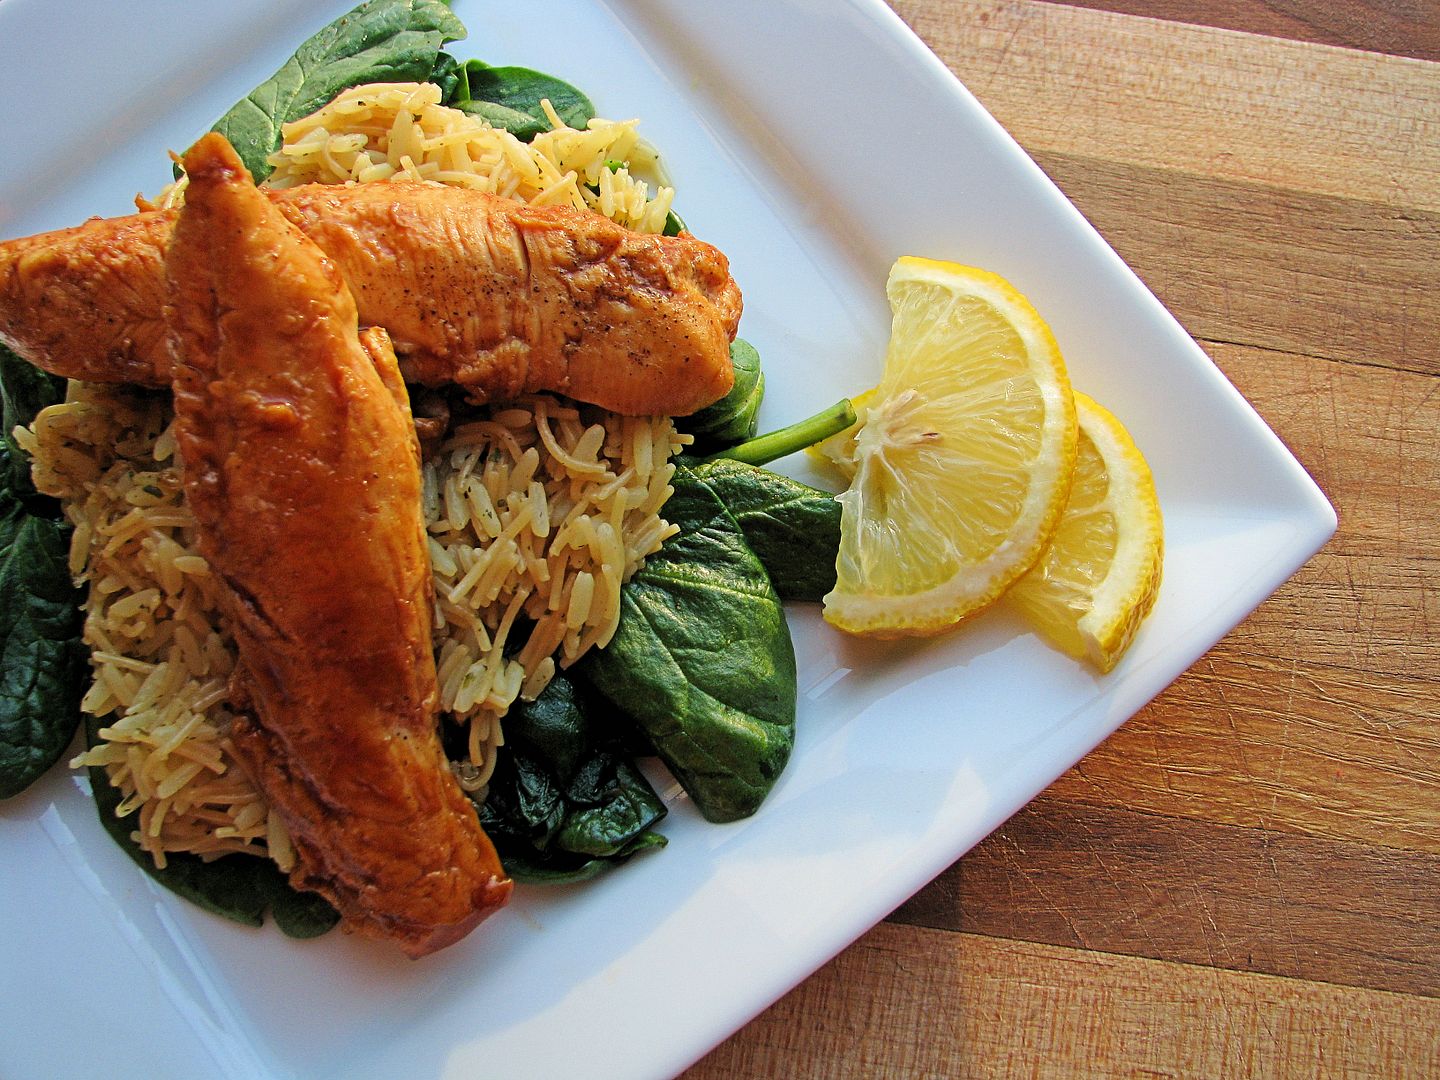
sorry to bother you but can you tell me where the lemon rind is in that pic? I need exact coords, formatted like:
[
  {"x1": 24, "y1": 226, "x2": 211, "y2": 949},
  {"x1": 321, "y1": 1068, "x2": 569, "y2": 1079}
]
[
  {"x1": 822, "y1": 259, "x2": 1079, "y2": 638},
  {"x1": 1069, "y1": 393, "x2": 1164, "y2": 670}
]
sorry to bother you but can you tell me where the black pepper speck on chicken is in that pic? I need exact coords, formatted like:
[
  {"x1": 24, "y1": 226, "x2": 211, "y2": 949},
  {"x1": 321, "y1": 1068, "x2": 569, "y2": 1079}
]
[{"x1": 0, "y1": 175, "x2": 742, "y2": 416}]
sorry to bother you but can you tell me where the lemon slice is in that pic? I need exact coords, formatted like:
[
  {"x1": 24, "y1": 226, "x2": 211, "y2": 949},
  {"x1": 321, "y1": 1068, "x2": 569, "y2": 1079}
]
[
  {"x1": 1006, "y1": 391, "x2": 1163, "y2": 671},
  {"x1": 822, "y1": 257, "x2": 1078, "y2": 637}
]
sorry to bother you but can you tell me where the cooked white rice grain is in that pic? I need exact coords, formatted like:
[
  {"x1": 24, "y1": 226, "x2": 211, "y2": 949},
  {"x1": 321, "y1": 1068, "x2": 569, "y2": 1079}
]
[
  {"x1": 32, "y1": 380, "x2": 687, "y2": 868},
  {"x1": 152, "y1": 82, "x2": 675, "y2": 235}
]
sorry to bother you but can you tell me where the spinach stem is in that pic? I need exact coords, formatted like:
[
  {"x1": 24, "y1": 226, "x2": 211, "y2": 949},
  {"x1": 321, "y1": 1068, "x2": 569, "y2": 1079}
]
[{"x1": 706, "y1": 398, "x2": 856, "y2": 467}]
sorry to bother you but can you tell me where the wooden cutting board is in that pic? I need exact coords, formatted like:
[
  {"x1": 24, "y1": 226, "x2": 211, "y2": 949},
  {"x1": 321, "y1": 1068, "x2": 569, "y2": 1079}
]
[{"x1": 685, "y1": 1, "x2": 1440, "y2": 1075}]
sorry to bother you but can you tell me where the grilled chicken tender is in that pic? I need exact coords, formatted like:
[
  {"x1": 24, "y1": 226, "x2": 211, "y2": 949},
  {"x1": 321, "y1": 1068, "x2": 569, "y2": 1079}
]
[
  {"x1": 0, "y1": 182, "x2": 741, "y2": 415},
  {"x1": 166, "y1": 132, "x2": 511, "y2": 957}
]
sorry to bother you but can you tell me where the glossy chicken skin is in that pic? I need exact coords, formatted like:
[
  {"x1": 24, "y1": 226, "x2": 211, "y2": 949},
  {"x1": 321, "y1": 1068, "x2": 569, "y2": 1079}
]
[
  {"x1": 0, "y1": 182, "x2": 741, "y2": 415},
  {"x1": 166, "y1": 133, "x2": 511, "y2": 957},
  {"x1": 0, "y1": 210, "x2": 171, "y2": 387}
]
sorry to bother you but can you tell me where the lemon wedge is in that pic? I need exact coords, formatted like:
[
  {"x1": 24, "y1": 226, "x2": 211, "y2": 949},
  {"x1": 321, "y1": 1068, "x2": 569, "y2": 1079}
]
[
  {"x1": 821, "y1": 257, "x2": 1078, "y2": 637},
  {"x1": 1006, "y1": 391, "x2": 1163, "y2": 671}
]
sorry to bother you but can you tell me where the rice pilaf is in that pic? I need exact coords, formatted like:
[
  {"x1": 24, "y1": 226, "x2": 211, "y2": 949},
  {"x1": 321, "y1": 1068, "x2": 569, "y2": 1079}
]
[
  {"x1": 27, "y1": 385, "x2": 686, "y2": 867},
  {"x1": 34, "y1": 82, "x2": 692, "y2": 869},
  {"x1": 426, "y1": 395, "x2": 685, "y2": 789},
  {"x1": 21, "y1": 384, "x2": 294, "y2": 871},
  {"x1": 152, "y1": 81, "x2": 677, "y2": 236}
]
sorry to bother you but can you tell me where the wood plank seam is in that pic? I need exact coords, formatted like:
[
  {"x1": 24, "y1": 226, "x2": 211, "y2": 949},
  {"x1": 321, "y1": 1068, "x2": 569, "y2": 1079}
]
[{"x1": 887, "y1": 793, "x2": 1440, "y2": 997}]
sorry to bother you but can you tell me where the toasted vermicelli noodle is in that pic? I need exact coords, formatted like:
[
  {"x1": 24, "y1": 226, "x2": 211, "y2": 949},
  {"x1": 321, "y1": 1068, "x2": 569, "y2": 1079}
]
[
  {"x1": 153, "y1": 82, "x2": 676, "y2": 235},
  {"x1": 42, "y1": 80, "x2": 691, "y2": 868},
  {"x1": 426, "y1": 396, "x2": 685, "y2": 788},
  {"x1": 29, "y1": 385, "x2": 686, "y2": 865},
  {"x1": 22, "y1": 384, "x2": 294, "y2": 871}
]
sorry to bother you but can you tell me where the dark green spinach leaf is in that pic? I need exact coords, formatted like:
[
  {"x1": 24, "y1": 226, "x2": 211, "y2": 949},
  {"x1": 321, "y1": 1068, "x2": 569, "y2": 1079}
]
[
  {"x1": 428, "y1": 50, "x2": 466, "y2": 103},
  {"x1": 680, "y1": 339, "x2": 765, "y2": 450},
  {"x1": 0, "y1": 471, "x2": 86, "y2": 799},
  {"x1": 1, "y1": 344, "x2": 65, "y2": 498},
  {"x1": 0, "y1": 348, "x2": 85, "y2": 800},
  {"x1": 580, "y1": 463, "x2": 795, "y2": 822},
  {"x1": 477, "y1": 673, "x2": 667, "y2": 884},
  {"x1": 84, "y1": 717, "x2": 339, "y2": 937},
  {"x1": 495, "y1": 831, "x2": 667, "y2": 885},
  {"x1": 687, "y1": 457, "x2": 840, "y2": 602},
  {"x1": 449, "y1": 61, "x2": 595, "y2": 141},
  {"x1": 211, "y1": 0, "x2": 466, "y2": 182}
]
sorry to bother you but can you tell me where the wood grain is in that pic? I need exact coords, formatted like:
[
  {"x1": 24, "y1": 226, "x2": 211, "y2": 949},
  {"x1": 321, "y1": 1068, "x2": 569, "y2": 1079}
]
[
  {"x1": 1046, "y1": 342, "x2": 1440, "y2": 852},
  {"x1": 700, "y1": 2, "x2": 1440, "y2": 1075},
  {"x1": 925, "y1": 2, "x2": 1440, "y2": 851},
  {"x1": 683, "y1": 923, "x2": 1440, "y2": 1078},
  {"x1": 1031, "y1": 152, "x2": 1440, "y2": 375},
  {"x1": 1048, "y1": 0, "x2": 1440, "y2": 61},
  {"x1": 1211, "y1": 343, "x2": 1440, "y2": 566},
  {"x1": 891, "y1": 0, "x2": 1440, "y2": 211},
  {"x1": 892, "y1": 791, "x2": 1440, "y2": 995}
]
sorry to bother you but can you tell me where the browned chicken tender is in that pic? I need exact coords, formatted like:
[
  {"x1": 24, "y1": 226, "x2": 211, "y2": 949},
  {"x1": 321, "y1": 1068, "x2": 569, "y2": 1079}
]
[
  {"x1": 166, "y1": 132, "x2": 511, "y2": 957},
  {"x1": 0, "y1": 211, "x2": 171, "y2": 387},
  {"x1": 0, "y1": 182, "x2": 741, "y2": 415}
]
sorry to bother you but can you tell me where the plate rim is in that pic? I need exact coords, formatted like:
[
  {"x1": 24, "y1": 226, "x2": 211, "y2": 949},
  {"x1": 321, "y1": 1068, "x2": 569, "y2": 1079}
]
[{"x1": 0, "y1": 1, "x2": 1336, "y2": 1078}]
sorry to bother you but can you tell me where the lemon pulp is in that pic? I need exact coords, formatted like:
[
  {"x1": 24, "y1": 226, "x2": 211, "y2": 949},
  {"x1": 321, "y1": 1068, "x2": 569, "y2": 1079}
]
[
  {"x1": 1007, "y1": 391, "x2": 1163, "y2": 671},
  {"x1": 822, "y1": 257, "x2": 1077, "y2": 637}
]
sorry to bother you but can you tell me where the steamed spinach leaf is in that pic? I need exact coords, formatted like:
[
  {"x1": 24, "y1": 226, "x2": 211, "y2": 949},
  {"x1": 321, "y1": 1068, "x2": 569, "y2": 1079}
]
[
  {"x1": 680, "y1": 340, "x2": 765, "y2": 451},
  {"x1": 3, "y1": 336, "x2": 327, "y2": 932},
  {"x1": 448, "y1": 61, "x2": 595, "y2": 141},
  {"x1": 84, "y1": 717, "x2": 339, "y2": 937},
  {"x1": 580, "y1": 462, "x2": 795, "y2": 822},
  {"x1": 496, "y1": 831, "x2": 667, "y2": 885},
  {"x1": 0, "y1": 349, "x2": 85, "y2": 800},
  {"x1": 687, "y1": 457, "x2": 840, "y2": 602},
  {"x1": 427, "y1": 50, "x2": 466, "y2": 103},
  {"x1": 477, "y1": 673, "x2": 666, "y2": 884},
  {"x1": 1, "y1": 344, "x2": 65, "y2": 498},
  {"x1": 0, "y1": 468, "x2": 86, "y2": 799},
  {"x1": 211, "y1": 0, "x2": 466, "y2": 182}
]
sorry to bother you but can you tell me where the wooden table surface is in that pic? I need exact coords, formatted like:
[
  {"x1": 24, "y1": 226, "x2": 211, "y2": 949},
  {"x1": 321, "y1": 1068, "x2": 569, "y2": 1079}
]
[{"x1": 686, "y1": 1, "x2": 1439, "y2": 1076}]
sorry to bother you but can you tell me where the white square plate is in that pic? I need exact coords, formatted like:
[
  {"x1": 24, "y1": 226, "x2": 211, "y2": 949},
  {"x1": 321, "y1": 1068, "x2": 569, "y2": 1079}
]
[{"x1": 0, "y1": 2, "x2": 1335, "y2": 1077}]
